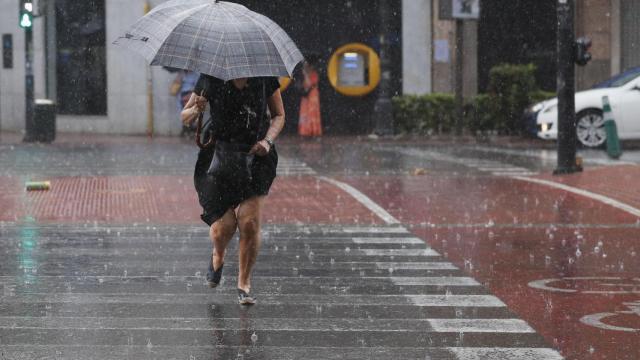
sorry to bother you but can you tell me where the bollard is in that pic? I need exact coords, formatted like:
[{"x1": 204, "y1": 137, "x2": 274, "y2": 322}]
[{"x1": 602, "y1": 96, "x2": 621, "y2": 159}]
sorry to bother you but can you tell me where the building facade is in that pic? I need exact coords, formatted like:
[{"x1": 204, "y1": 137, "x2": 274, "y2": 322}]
[
  {"x1": 0, "y1": 0, "x2": 408, "y2": 136},
  {"x1": 0, "y1": 0, "x2": 637, "y2": 136}
]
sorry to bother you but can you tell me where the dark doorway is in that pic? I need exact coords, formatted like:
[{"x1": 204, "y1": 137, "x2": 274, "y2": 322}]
[
  {"x1": 236, "y1": 1, "x2": 402, "y2": 135},
  {"x1": 478, "y1": 0, "x2": 557, "y2": 92},
  {"x1": 56, "y1": 0, "x2": 107, "y2": 115}
]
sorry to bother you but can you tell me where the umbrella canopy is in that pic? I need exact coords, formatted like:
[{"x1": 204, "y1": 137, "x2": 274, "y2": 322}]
[{"x1": 113, "y1": 0, "x2": 304, "y2": 81}]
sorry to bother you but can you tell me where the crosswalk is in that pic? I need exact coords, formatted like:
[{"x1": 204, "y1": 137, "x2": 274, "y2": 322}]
[
  {"x1": 392, "y1": 147, "x2": 538, "y2": 177},
  {"x1": 0, "y1": 224, "x2": 563, "y2": 359},
  {"x1": 278, "y1": 157, "x2": 316, "y2": 175}
]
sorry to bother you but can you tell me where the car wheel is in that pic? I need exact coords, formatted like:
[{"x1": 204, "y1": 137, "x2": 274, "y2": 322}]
[{"x1": 576, "y1": 109, "x2": 606, "y2": 148}]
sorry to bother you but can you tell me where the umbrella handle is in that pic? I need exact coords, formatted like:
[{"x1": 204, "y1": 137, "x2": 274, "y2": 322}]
[{"x1": 195, "y1": 91, "x2": 214, "y2": 150}]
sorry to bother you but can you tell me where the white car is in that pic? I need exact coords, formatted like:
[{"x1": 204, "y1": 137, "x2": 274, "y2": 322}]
[{"x1": 533, "y1": 68, "x2": 640, "y2": 147}]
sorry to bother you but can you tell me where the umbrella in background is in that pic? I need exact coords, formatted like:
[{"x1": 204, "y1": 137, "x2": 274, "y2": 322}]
[{"x1": 113, "y1": 0, "x2": 304, "y2": 81}]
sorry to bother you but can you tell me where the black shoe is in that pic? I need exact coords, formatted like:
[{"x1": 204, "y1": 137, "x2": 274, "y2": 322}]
[
  {"x1": 207, "y1": 256, "x2": 223, "y2": 288},
  {"x1": 237, "y1": 289, "x2": 256, "y2": 305}
]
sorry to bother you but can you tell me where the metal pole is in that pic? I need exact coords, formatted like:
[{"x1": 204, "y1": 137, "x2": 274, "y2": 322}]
[
  {"x1": 554, "y1": 0, "x2": 582, "y2": 174},
  {"x1": 455, "y1": 19, "x2": 464, "y2": 136},
  {"x1": 373, "y1": 0, "x2": 394, "y2": 136}
]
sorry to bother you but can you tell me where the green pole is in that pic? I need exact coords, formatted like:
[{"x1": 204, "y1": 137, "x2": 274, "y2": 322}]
[{"x1": 602, "y1": 96, "x2": 622, "y2": 159}]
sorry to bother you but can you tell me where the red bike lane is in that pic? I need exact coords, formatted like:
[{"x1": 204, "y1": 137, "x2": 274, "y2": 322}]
[{"x1": 341, "y1": 173, "x2": 640, "y2": 360}]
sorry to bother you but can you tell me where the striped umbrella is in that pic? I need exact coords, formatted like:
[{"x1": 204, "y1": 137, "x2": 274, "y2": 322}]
[{"x1": 113, "y1": 0, "x2": 304, "y2": 81}]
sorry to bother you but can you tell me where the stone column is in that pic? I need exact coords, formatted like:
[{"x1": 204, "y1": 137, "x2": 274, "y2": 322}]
[{"x1": 402, "y1": 0, "x2": 432, "y2": 95}]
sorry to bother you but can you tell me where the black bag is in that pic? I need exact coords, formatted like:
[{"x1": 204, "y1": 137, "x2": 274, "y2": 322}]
[
  {"x1": 208, "y1": 142, "x2": 255, "y2": 184},
  {"x1": 201, "y1": 79, "x2": 267, "y2": 184}
]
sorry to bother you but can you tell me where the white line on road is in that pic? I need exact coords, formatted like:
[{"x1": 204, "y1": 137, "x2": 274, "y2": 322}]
[
  {"x1": 512, "y1": 176, "x2": 640, "y2": 218},
  {"x1": 351, "y1": 237, "x2": 426, "y2": 244},
  {"x1": 407, "y1": 295, "x2": 506, "y2": 307},
  {"x1": 362, "y1": 249, "x2": 440, "y2": 256},
  {"x1": 448, "y1": 347, "x2": 565, "y2": 360},
  {"x1": 0, "y1": 293, "x2": 507, "y2": 307},
  {"x1": 430, "y1": 319, "x2": 535, "y2": 333},
  {"x1": 375, "y1": 262, "x2": 458, "y2": 270},
  {"x1": 0, "y1": 317, "x2": 534, "y2": 333},
  {"x1": 316, "y1": 176, "x2": 401, "y2": 225},
  {"x1": 389, "y1": 277, "x2": 480, "y2": 286}
]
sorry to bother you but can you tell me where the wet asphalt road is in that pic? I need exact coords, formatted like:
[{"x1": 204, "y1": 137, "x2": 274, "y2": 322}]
[{"x1": 1, "y1": 135, "x2": 639, "y2": 359}]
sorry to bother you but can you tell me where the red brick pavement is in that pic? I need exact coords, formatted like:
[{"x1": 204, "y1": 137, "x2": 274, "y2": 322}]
[
  {"x1": 0, "y1": 176, "x2": 382, "y2": 225},
  {"x1": 535, "y1": 165, "x2": 640, "y2": 211},
  {"x1": 339, "y1": 174, "x2": 640, "y2": 360},
  {"x1": 339, "y1": 175, "x2": 639, "y2": 226}
]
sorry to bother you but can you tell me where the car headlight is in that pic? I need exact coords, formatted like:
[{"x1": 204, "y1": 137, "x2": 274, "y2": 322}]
[
  {"x1": 541, "y1": 123, "x2": 550, "y2": 132},
  {"x1": 543, "y1": 104, "x2": 557, "y2": 113},
  {"x1": 531, "y1": 103, "x2": 544, "y2": 113}
]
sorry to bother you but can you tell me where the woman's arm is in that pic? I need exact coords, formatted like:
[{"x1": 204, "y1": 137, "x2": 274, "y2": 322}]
[
  {"x1": 180, "y1": 93, "x2": 207, "y2": 125},
  {"x1": 250, "y1": 89, "x2": 285, "y2": 156}
]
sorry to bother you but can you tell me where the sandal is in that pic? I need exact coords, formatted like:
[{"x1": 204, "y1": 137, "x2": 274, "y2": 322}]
[
  {"x1": 237, "y1": 289, "x2": 256, "y2": 305},
  {"x1": 206, "y1": 254, "x2": 223, "y2": 288}
]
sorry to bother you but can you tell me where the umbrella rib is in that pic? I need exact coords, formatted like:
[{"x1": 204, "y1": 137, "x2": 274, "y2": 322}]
[
  {"x1": 207, "y1": 19, "x2": 227, "y2": 78},
  {"x1": 182, "y1": 5, "x2": 214, "y2": 70},
  {"x1": 222, "y1": 5, "x2": 250, "y2": 77}
]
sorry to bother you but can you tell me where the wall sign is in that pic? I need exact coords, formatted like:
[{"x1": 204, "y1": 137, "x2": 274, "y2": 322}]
[{"x1": 439, "y1": 0, "x2": 480, "y2": 20}]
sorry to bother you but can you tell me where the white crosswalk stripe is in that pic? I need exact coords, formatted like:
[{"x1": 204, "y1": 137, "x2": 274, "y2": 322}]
[
  {"x1": 0, "y1": 224, "x2": 563, "y2": 359},
  {"x1": 394, "y1": 148, "x2": 539, "y2": 177},
  {"x1": 278, "y1": 157, "x2": 317, "y2": 175}
]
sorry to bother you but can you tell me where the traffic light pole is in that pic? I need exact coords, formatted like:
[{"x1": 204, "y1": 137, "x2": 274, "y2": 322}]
[
  {"x1": 373, "y1": 0, "x2": 394, "y2": 136},
  {"x1": 554, "y1": 0, "x2": 582, "y2": 174},
  {"x1": 454, "y1": 19, "x2": 464, "y2": 136},
  {"x1": 23, "y1": 25, "x2": 34, "y2": 142},
  {"x1": 20, "y1": 0, "x2": 35, "y2": 142}
]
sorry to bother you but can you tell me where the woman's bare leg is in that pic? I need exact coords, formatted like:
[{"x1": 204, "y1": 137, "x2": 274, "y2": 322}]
[
  {"x1": 235, "y1": 196, "x2": 265, "y2": 293},
  {"x1": 210, "y1": 209, "x2": 237, "y2": 270}
]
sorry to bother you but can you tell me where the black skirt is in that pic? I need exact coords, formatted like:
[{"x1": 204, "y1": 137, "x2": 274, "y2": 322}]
[{"x1": 194, "y1": 145, "x2": 278, "y2": 226}]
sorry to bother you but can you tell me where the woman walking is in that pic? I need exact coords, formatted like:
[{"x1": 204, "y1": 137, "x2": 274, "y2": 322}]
[
  {"x1": 298, "y1": 60, "x2": 322, "y2": 137},
  {"x1": 181, "y1": 75, "x2": 284, "y2": 305}
]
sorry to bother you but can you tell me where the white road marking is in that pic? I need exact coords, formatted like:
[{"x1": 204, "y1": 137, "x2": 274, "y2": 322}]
[
  {"x1": 390, "y1": 277, "x2": 480, "y2": 286},
  {"x1": 314, "y1": 226, "x2": 408, "y2": 234},
  {"x1": 0, "y1": 293, "x2": 505, "y2": 307},
  {"x1": 580, "y1": 311, "x2": 640, "y2": 332},
  {"x1": 528, "y1": 277, "x2": 640, "y2": 294},
  {"x1": 316, "y1": 176, "x2": 401, "y2": 225},
  {"x1": 430, "y1": 319, "x2": 535, "y2": 333},
  {"x1": 448, "y1": 347, "x2": 565, "y2": 360},
  {"x1": 407, "y1": 295, "x2": 506, "y2": 307},
  {"x1": 477, "y1": 167, "x2": 530, "y2": 172},
  {"x1": 0, "y1": 317, "x2": 537, "y2": 333},
  {"x1": 513, "y1": 176, "x2": 640, "y2": 218},
  {"x1": 492, "y1": 172, "x2": 538, "y2": 176},
  {"x1": 351, "y1": 237, "x2": 425, "y2": 244},
  {"x1": 362, "y1": 249, "x2": 440, "y2": 256},
  {"x1": 375, "y1": 262, "x2": 458, "y2": 270}
]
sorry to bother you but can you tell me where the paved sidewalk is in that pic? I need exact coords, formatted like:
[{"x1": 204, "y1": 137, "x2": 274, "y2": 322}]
[{"x1": 533, "y1": 164, "x2": 640, "y2": 212}]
